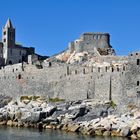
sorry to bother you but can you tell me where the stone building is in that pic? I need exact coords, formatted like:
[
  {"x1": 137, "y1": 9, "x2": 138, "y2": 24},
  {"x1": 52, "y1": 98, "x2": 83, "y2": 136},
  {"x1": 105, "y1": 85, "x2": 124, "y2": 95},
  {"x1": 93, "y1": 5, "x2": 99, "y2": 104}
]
[{"x1": 0, "y1": 19, "x2": 35, "y2": 66}]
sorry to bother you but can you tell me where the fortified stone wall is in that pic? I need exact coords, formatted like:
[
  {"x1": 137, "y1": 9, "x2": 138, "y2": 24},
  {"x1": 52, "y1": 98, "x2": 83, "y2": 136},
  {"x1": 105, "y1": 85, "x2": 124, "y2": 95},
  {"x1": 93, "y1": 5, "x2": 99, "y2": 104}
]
[{"x1": 0, "y1": 52, "x2": 139, "y2": 114}]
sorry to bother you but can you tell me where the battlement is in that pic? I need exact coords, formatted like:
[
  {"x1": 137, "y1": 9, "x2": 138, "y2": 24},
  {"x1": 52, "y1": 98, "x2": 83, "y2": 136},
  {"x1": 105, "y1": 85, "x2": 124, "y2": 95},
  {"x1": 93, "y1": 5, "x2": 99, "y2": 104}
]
[{"x1": 68, "y1": 32, "x2": 115, "y2": 55}]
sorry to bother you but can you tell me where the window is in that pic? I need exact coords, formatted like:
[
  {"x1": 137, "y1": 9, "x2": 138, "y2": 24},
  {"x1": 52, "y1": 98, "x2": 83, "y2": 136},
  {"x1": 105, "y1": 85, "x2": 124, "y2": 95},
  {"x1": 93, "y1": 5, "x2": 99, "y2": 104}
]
[
  {"x1": 112, "y1": 67, "x2": 114, "y2": 72},
  {"x1": 18, "y1": 74, "x2": 21, "y2": 79},
  {"x1": 136, "y1": 53, "x2": 138, "y2": 55},
  {"x1": 137, "y1": 81, "x2": 139, "y2": 86},
  {"x1": 3, "y1": 31, "x2": 6, "y2": 35},
  {"x1": 9, "y1": 60, "x2": 12, "y2": 65},
  {"x1": 3, "y1": 39, "x2": 6, "y2": 42},
  {"x1": 105, "y1": 67, "x2": 107, "y2": 72},
  {"x1": 98, "y1": 67, "x2": 100, "y2": 73},
  {"x1": 83, "y1": 68, "x2": 86, "y2": 74},
  {"x1": 49, "y1": 62, "x2": 52, "y2": 67},
  {"x1": 137, "y1": 59, "x2": 140, "y2": 65},
  {"x1": 75, "y1": 70, "x2": 77, "y2": 74}
]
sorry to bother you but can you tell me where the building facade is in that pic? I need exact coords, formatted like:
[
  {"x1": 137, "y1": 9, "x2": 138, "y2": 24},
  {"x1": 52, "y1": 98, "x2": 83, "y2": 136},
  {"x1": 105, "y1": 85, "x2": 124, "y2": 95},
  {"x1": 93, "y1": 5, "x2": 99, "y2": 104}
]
[{"x1": 0, "y1": 19, "x2": 35, "y2": 66}]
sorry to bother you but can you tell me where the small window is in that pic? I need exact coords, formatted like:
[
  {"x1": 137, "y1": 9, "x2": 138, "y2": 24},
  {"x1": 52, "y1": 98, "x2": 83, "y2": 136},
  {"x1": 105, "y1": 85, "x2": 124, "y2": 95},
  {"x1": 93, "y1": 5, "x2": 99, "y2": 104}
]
[
  {"x1": 3, "y1": 39, "x2": 6, "y2": 42},
  {"x1": 112, "y1": 67, "x2": 114, "y2": 72},
  {"x1": 83, "y1": 68, "x2": 86, "y2": 74},
  {"x1": 137, "y1": 81, "x2": 140, "y2": 86},
  {"x1": 3, "y1": 31, "x2": 6, "y2": 35},
  {"x1": 18, "y1": 74, "x2": 21, "y2": 79},
  {"x1": 105, "y1": 67, "x2": 107, "y2": 72},
  {"x1": 136, "y1": 53, "x2": 138, "y2": 55},
  {"x1": 117, "y1": 67, "x2": 119, "y2": 72},
  {"x1": 130, "y1": 54, "x2": 133, "y2": 56},
  {"x1": 9, "y1": 60, "x2": 12, "y2": 65},
  {"x1": 49, "y1": 62, "x2": 52, "y2": 67},
  {"x1": 137, "y1": 59, "x2": 140, "y2": 65},
  {"x1": 98, "y1": 67, "x2": 100, "y2": 73},
  {"x1": 75, "y1": 70, "x2": 77, "y2": 74}
]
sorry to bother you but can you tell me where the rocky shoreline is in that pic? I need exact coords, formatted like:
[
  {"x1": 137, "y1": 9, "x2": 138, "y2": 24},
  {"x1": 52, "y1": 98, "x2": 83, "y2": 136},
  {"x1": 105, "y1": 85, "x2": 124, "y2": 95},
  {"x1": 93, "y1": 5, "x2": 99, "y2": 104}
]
[{"x1": 0, "y1": 96, "x2": 140, "y2": 139}]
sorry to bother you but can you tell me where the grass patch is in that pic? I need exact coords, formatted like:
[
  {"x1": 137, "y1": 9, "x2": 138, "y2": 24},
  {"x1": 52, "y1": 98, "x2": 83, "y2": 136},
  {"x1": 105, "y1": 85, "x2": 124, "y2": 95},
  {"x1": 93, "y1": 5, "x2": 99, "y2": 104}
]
[
  {"x1": 49, "y1": 97, "x2": 65, "y2": 102},
  {"x1": 110, "y1": 100, "x2": 117, "y2": 108}
]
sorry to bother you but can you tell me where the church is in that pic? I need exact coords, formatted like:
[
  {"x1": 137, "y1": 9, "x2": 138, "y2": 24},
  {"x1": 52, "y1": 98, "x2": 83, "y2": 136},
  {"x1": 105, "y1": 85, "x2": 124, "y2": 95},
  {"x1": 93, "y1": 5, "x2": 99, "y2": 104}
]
[{"x1": 0, "y1": 19, "x2": 35, "y2": 66}]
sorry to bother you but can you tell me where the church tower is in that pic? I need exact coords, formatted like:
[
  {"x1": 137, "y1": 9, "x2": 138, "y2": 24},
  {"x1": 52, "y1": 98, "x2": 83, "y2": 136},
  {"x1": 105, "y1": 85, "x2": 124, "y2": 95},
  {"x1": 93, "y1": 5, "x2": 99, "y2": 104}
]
[{"x1": 2, "y1": 19, "x2": 15, "y2": 64}]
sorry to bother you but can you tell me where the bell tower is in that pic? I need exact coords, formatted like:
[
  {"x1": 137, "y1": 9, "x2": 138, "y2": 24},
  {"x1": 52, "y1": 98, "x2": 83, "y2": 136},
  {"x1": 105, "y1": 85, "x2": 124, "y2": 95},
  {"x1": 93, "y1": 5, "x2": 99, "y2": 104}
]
[{"x1": 2, "y1": 18, "x2": 15, "y2": 64}]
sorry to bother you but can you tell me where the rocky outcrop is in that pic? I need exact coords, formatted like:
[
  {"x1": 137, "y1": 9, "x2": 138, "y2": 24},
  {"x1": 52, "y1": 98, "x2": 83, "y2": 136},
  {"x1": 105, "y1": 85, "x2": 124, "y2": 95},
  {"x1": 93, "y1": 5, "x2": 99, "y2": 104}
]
[{"x1": 0, "y1": 96, "x2": 140, "y2": 139}]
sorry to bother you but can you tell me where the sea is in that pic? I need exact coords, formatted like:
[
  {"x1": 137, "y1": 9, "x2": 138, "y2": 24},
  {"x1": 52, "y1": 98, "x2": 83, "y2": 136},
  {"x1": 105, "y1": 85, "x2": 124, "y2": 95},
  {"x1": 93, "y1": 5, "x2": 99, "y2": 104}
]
[{"x1": 0, "y1": 126, "x2": 129, "y2": 140}]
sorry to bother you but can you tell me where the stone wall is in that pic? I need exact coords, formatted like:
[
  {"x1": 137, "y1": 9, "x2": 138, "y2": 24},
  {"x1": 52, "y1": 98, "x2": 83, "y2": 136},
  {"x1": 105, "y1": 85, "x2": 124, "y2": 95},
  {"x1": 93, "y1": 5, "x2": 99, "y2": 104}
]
[{"x1": 0, "y1": 52, "x2": 139, "y2": 114}]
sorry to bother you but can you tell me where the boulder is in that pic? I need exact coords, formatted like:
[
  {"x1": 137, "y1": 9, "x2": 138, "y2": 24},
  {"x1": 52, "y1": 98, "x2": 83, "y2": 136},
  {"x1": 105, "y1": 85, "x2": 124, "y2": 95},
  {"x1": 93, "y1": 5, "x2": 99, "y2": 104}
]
[
  {"x1": 67, "y1": 124, "x2": 80, "y2": 132},
  {"x1": 42, "y1": 117, "x2": 59, "y2": 124},
  {"x1": 131, "y1": 134, "x2": 137, "y2": 139},
  {"x1": 7, "y1": 120, "x2": 13, "y2": 126},
  {"x1": 103, "y1": 131, "x2": 111, "y2": 136},
  {"x1": 120, "y1": 126, "x2": 130, "y2": 137},
  {"x1": 137, "y1": 130, "x2": 140, "y2": 138}
]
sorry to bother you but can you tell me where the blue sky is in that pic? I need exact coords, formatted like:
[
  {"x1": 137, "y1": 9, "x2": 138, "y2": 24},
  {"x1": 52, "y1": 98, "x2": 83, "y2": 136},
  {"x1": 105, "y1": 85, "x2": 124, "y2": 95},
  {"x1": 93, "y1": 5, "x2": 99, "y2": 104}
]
[{"x1": 0, "y1": 0, "x2": 140, "y2": 56}]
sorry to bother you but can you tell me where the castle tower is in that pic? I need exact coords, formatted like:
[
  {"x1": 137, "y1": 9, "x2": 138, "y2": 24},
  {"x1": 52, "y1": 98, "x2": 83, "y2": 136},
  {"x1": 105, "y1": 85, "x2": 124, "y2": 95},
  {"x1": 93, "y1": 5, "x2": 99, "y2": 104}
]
[{"x1": 2, "y1": 19, "x2": 15, "y2": 64}]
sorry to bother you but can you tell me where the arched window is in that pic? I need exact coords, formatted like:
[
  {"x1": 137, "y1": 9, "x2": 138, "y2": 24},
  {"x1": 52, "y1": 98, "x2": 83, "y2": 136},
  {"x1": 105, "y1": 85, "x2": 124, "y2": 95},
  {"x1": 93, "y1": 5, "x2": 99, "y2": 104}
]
[{"x1": 9, "y1": 60, "x2": 12, "y2": 65}]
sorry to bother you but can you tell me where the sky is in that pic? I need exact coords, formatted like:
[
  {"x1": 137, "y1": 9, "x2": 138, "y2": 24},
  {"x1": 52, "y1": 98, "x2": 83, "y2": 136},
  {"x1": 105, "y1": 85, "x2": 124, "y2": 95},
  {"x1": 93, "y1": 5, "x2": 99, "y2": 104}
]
[{"x1": 0, "y1": 0, "x2": 140, "y2": 56}]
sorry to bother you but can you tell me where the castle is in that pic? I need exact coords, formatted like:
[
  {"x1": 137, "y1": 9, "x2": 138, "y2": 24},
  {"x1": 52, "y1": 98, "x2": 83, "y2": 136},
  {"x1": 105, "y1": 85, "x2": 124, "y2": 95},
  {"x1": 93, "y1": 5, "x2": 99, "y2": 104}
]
[{"x1": 0, "y1": 19, "x2": 139, "y2": 113}]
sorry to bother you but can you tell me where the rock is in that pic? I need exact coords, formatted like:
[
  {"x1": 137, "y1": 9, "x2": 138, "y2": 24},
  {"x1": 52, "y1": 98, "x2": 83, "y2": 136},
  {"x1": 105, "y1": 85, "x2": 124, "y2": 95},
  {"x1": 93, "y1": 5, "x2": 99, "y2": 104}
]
[
  {"x1": 130, "y1": 124, "x2": 138, "y2": 134},
  {"x1": 88, "y1": 129, "x2": 95, "y2": 136},
  {"x1": 8, "y1": 111, "x2": 15, "y2": 120},
  {"x1": 67, "y1": 105, "x2": 86, "y2": 120},
  {"x1": 42, "y1": 104, "x2": 57, "y2": 116},
  {"x1": 103, "y1": 131, "x2": 111, "y2": 136},
  {"x1": 0, "y1": 121, "x2": 6, "y2": 125},
  {"x1": 56, "y1": 124, "x2": 63, "y2": 129},
  {"x1": 134, "y1": 110, "x2": 140, "y2": 119},
  {"x1": 137, "y1": 130, "x2": 140, "y2": 138},
  {"x1": 120, "y1": 126, "x2": 130, "y2": 137},
  {"x1": 46, "y1": 125, "x2": 53, "y2": 129},
  {"x1": 131, "y1": 134, "x2": 137, "y2": 139},
  {"x1": 67, "y1": 124, "x2": 80, "y2": 132},
  {"x1": 80, "y1": 127, "x2": 92, "y2": 135},
  {"x1": 7, "y1": 120, "x2": 13, "y2": 126},
  {"x1": 111, "y1": 130, "x2": 121, "y2": 137},
  {"x1": 61, "y1": 124, "x2": 68, "y2": 131},
  {"x1": 22, "y1": 99, "x2": 30, "y2": 104},
  {"x1": 42, "y1": 117, "x2": 59, "y2": 124},
  {"x1": 95, "y1": 129, "x2": 105, "y2": 136},
  {"x1": 12, "y1": 121, "x2": 18, "y2": 127}
]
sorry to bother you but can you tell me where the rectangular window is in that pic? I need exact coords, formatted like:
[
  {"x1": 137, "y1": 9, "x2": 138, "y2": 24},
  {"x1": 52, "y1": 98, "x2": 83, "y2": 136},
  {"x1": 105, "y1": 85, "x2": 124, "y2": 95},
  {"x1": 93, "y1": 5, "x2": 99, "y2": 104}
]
[
  {"x1": 137, "y1": 81, "x2": 140, "y2": 86},
  {"x1": 137, "y1": 59, "x2": 140, "y2": 65}
]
